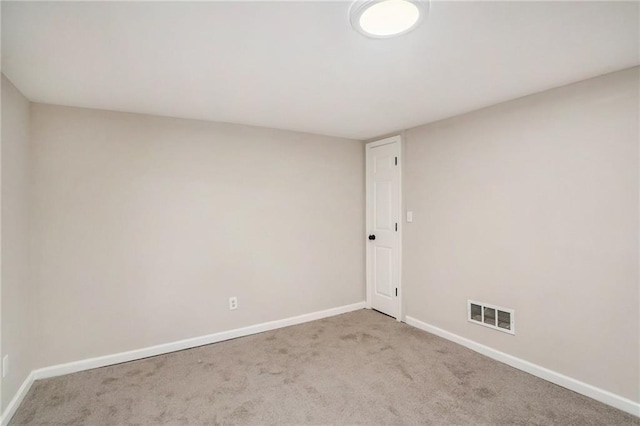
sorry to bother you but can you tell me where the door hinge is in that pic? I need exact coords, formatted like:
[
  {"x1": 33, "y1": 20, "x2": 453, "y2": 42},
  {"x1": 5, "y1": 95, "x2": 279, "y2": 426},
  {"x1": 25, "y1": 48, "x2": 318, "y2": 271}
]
[
  {"x1": 395, "y1": 223, "x2": 398, "y2": 232},
  {"x1": 395, "y1": 288, "x2": 398, "y2": 297},
  {"x1": 395, "y1": 156, "x2": 398, "y2": 166}
]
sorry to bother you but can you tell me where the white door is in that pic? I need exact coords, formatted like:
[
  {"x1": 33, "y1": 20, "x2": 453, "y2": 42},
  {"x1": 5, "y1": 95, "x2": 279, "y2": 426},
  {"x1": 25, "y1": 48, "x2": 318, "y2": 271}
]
[{"x1": 366, "y1": 136, "x2": 401, "y2": 319}]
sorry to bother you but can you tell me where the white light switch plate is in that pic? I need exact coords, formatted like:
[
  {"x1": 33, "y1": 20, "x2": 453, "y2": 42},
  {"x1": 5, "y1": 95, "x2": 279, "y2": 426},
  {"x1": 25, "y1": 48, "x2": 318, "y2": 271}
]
[{"x1": 407, "y1": 211, "x2": 413, "y2": 222}]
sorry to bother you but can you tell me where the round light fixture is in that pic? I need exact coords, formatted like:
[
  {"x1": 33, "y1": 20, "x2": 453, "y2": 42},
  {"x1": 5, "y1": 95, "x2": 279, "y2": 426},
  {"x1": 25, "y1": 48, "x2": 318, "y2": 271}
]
[{"x1": 350, "y1": 0, "x2": 426, "y2": 39}]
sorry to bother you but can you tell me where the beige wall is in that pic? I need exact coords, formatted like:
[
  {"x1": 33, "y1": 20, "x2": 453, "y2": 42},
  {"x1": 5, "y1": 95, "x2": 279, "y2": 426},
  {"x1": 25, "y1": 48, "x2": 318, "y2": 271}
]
[
  {"x1": 1, "y1": 75, "x2": 34, "y2": 411},
  {"x1": 5, "y1": 65, "x2": 637, "y2": 410},
  {"x1": 30, "y1": 104, "x2": 365, "y2": 368},
  {"x1": 402, "y1": 67, "x2": 639, "y2": 402}
]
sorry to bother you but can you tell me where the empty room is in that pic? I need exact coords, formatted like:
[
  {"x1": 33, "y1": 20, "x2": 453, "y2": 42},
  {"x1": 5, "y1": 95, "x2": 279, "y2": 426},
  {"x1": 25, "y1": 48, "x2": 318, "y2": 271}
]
[{"x1": 1, "y1": 0, "x2": 639, "y2": 424}]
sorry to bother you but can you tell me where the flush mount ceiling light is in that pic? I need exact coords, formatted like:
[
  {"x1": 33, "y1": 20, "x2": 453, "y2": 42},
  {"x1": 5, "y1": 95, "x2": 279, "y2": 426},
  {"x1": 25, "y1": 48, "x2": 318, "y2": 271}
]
[{"x1": 350, "y1": 0, "x2": 427, "y2": 39}]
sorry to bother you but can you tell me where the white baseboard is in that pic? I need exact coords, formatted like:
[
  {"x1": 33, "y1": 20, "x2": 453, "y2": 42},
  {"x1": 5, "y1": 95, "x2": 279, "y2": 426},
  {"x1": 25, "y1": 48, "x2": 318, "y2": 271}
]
[
  {"x1": 405, "y1": 316, "x2": 640, "y2": 418},
  {"x1": 13, "y1": 305, "x2": 634, "y2": 421},
  {"x1": 0, "y1": 301, "x2": 364, "y2": 425},
  {"x1": 0, "y1": 372, "x2": 35, "y2": 426},
  {"x1": 33, "y1": 301, "x2": 366, "y2": 380}
]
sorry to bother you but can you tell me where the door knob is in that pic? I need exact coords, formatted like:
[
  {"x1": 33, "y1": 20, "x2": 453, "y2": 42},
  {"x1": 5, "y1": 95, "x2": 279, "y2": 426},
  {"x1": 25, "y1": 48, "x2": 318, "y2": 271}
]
[{"x1": 368, "y1": 234, "x2": 376, "y2": 240}]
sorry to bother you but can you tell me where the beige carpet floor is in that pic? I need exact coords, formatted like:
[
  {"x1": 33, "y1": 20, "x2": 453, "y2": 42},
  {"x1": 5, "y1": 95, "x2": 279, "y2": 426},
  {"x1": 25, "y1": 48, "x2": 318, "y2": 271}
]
[{"x1": 10, "y1": 309, "x2": 639, "y2": 425}]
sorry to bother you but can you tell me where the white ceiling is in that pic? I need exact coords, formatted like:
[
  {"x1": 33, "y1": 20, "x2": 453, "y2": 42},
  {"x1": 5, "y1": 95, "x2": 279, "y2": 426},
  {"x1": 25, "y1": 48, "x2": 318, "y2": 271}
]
[{"x1": 2, "y1": 1, "x2": 638, "y2": 140}]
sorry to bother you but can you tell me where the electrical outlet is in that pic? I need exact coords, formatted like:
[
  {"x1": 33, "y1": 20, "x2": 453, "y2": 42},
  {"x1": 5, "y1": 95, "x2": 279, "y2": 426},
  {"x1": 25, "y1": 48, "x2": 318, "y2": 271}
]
[
  {"x1": 2, "y1": 355, "x2": 8, "y2": 378},
  {"x1": 229, "y1": 297, "x2": 238, "y2": 310}
]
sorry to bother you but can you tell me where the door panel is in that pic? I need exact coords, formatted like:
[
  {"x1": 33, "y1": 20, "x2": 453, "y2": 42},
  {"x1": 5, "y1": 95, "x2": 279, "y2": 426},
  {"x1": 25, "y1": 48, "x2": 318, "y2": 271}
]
[
  {"x1": 366, "y1": 137, "x2": 401, "y2": 319},
  {"x1": 374, "y1": 181, "x2": 392, "y2": 230},
  {"x1": 374, "y1": 246, "x2": 393, "y2": 297}
]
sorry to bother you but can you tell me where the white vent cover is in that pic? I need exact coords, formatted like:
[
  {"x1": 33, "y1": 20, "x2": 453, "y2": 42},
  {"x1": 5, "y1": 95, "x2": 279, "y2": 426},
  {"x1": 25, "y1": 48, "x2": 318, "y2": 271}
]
[{"x1": 468, "y1": 300, "x2": 515, "y2": 335}]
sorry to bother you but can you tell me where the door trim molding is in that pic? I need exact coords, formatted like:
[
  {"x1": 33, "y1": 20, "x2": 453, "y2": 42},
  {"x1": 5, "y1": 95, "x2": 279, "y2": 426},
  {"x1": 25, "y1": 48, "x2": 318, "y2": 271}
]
[{"x1": 365, "y1": 135, "x2": 403, "y2": 321}]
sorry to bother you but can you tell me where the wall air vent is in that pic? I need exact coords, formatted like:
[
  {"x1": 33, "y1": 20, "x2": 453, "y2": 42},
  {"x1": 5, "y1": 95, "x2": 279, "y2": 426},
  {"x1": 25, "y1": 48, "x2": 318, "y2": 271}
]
[{"x1": 468, "y1": 300, "x2": 515, "y2": 335}]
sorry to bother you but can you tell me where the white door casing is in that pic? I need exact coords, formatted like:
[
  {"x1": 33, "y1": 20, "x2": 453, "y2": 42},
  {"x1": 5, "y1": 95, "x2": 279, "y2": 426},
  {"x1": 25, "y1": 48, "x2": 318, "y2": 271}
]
[{"x1": 366, "y1": 136, "x2": 401, "y2": 320}]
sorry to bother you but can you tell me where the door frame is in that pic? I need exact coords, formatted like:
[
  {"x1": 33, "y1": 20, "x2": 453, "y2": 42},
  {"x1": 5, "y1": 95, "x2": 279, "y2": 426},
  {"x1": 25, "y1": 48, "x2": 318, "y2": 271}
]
[{"x1": 365, "y1": 135, "x2": 403, "y2": 321}]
